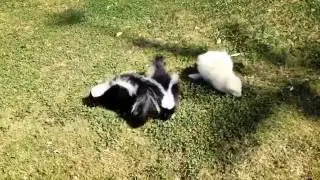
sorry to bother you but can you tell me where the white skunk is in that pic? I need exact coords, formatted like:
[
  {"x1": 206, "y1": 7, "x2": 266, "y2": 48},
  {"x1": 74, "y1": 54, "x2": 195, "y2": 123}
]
[
  {"x1": 188, "y1": 50, "x2": 242, "y2": 97},
  {"x1": 86, "y1": 55, "x2": 179, "y2": 127}
]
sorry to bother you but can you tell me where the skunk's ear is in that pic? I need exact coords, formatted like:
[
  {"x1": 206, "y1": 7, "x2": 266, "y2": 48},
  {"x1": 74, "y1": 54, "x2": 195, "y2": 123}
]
[{"x1": 90, "y1": 82, "x2": 110, "y2": 97}]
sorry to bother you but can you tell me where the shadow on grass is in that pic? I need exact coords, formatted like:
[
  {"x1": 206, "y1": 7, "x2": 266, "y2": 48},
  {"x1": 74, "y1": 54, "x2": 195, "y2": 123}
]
[
  {"x1": 279, "y1": 80, "x2": 320, "y2": 118},
  {"x1": 208, "y1": 80, "x2": 319, "y2": 168},
  {"x1": 51, "y1": 8, "x2": 86, "y2": 25},
  {"x1": 222, "y1": 22, "x2": 320, "y2": 69},
  {"x1": 207, "y1": 86, "x2": 277, "y2": 167},
  {"x1": 222, "y1": 22, "x2": 288, "y2": 66},
  {"x1": 178, "y1": 74, "x2": 318, "y2": 169},
  {"x1": 132, "y1": 37, "x2": 208, "y2": 57},
  {"x1": 292, "y1": 41, "x2": 320, "y2": 69}
]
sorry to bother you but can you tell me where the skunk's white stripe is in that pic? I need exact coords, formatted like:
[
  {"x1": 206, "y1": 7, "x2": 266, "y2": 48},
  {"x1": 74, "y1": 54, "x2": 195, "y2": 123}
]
[
  {"x1": 144, "y1": 74, "x2": 179, "y2": 95},
  {"x1": 161, "y1": 74, "x2": 179, "y2": 109},
  {"x1": 91, "y1": 82, "x2": 111, "y2": 97},
  {"x1": 131, "y1": 101, "x2": 140, "y2": 114},
  {"x1": 143, "y1": 73, "x2": 179, "y2": 110},
  {"x1": 161, "y1": 92, "x2": 175, "y2": 109},
  {"x1": 91, "y1": 75, "x2": 139, "y2": 98},
  {"x1": 131, "y1": 92, "x2": 161, "y2": 114},
  {"x1": 112, "y1": 78, "x2": 138, "y2": 96},
  {"x1": 149, "y1": 95, "x2": 161, "y2": 113}
]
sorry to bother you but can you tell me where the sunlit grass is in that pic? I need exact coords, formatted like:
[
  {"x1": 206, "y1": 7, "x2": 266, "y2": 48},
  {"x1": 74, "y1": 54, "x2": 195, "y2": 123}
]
[{"x1": 0, "y1": 0, "x2": 319, "y2": 179}]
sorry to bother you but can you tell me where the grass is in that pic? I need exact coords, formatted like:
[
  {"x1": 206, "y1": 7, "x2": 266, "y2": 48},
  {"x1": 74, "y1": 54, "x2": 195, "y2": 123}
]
[{"x1": 0, "y1": 0, "x2": 319, "y2": 179}]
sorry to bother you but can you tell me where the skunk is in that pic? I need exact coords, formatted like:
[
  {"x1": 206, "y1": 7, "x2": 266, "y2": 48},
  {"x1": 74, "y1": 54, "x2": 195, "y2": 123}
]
[
  {"x1": 85, "y1": 55, "x2": 179, "y2": 127},
  {"x1": 188, "y1": 50, "x2": 242, "y2": 97}
]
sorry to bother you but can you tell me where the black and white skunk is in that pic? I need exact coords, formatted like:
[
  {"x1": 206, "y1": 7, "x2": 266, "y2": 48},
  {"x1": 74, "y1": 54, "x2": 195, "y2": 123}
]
[{"x1": 84, "y1": 55, "x2": 179, "y2": 127}]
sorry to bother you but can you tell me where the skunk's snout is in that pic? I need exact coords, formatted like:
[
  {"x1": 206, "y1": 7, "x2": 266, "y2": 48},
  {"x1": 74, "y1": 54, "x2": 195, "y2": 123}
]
[{"x1": 159, "y1": 108, "x2": 175, "y2": 121}]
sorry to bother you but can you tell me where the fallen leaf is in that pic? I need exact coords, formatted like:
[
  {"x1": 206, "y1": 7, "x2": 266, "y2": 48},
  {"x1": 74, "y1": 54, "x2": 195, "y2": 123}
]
[{"x1": 116, "y1": 32, "x2": 123, "y2": 37}]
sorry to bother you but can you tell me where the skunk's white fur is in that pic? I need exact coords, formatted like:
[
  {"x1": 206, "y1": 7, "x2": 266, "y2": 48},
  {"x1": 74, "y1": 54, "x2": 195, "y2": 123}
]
[
  {"x1": 161, "y1": 73, "x2": 179, "y2": 109},
  {"x1": 90, "y1": 82, "x2": 111, "y2": 98},
  {"x1": 91, "y1": 77, "x2": 138, "y2": 98},
  {"x1": 189, "y1": 50, "x2": 242, "y2": 97}
]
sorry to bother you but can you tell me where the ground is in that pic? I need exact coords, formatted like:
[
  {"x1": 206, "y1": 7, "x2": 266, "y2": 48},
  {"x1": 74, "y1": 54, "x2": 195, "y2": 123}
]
[{"x1": 0, "y1": 0, "x2": 319, "y2": 179}]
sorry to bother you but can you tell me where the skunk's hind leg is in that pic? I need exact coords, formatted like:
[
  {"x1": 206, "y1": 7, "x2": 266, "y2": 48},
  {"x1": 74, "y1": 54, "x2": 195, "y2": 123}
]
[{"x1": 188, "y1": 73, "x2": 202, "y2": 80}]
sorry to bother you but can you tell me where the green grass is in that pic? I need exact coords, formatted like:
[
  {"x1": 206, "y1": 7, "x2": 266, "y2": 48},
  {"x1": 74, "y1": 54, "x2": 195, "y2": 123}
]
[{"x1": 0, "y1": 0, "x2": 319, "y2": 179}]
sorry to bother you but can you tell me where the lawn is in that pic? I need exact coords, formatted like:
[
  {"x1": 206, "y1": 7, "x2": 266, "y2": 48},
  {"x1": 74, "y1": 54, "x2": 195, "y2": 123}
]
[{"x1": 0, "y1": 0, "x2": 319, "y2": 179}]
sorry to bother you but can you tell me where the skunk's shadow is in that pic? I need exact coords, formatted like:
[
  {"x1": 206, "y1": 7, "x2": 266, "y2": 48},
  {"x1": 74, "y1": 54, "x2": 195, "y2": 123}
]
[
  {"x1": 279, "y1": 80, "x2": 320, "y2": 118},
  {"x1": 82, "y1": 87, "x2": 148, "y2": 128},
  {"x1": 132, "y1": 37, "x2": 208, "y2": 57}
]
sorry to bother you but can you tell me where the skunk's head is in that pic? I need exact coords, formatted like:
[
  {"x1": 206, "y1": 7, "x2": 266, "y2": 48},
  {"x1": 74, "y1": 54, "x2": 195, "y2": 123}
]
[
  {"x1": 226, "y1": 74, "x2": 242, "y2": 97},
  {"x1": 159, "y1": 73, "x2": 180, "y2": 120}
]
